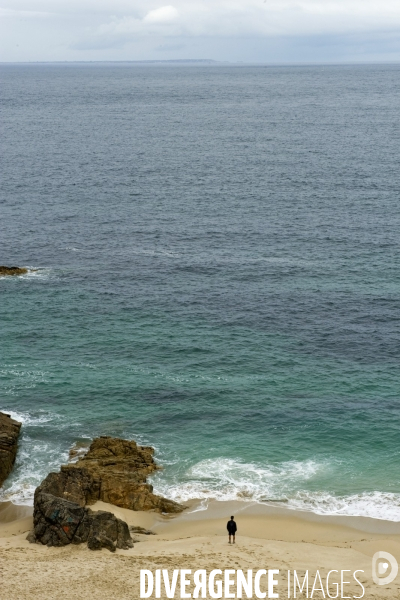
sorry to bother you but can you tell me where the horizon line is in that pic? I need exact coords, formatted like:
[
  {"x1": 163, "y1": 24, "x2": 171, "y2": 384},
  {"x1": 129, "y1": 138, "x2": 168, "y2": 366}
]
[{"x1": 1, "y1": 59, "x2": 400, "y2": 66}]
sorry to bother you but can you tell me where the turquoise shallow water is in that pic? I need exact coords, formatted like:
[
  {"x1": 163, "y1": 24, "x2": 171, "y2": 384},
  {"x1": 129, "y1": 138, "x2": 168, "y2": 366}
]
[{"x1": 1, "y1": 63, "x2": 400, "y2": 519}]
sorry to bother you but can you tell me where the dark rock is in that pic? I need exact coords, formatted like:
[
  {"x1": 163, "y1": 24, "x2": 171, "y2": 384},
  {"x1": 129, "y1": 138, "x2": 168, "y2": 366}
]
[
  {"x1": 129, "y1": 525, "x2": 156, "y2": 535},
  {"x1": 31, "y1": 491, "x2": 87, "y2": 547},
  {"x1": 37, "y1": 436, "x2": 183, "y2": 513},
  {"x1": 38, "y1": 468, "x2": 100, "y2": 507},
  {"x1": 0, "y1": 266, "x2": 28, "y2": 276},
  {"x1": 29, "y1": 491, "x2": 133, "y2": 552},
  {"x1": 87, "y1": 510, "x2": 132, "y2": 550},
  {"x1": 87, "y1": 534, "x2": 116, "y2": 552},
  {"x1": 0, "y1": 412, "x2": 22, "y2": 487},
  {"x1": 26, "y1": 531, "x2": 36, "y2": 543}
]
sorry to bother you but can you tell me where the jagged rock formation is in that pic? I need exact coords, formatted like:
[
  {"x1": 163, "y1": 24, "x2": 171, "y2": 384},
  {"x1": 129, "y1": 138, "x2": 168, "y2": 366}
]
[
  {"x1": 0, "y1": 412, "x2": 22, "y2": 487},
  {"x1": 28, "y1": 492, "x2": 133, "y2": 552},
  {"x1": 28, "y1": 436, "x2": 183, "y2": 551},
  {"x1": 0, "y1": 266, "x2": 28, "y2": 276},
  {"x1": 37, "y1": 436, "x2": 183, "y2": 513}
]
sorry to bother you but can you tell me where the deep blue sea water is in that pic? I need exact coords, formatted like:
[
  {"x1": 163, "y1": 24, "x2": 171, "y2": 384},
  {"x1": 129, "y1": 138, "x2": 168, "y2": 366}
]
[{"x1": 1, "y1": 63, "x2": 400, "y2": 519}]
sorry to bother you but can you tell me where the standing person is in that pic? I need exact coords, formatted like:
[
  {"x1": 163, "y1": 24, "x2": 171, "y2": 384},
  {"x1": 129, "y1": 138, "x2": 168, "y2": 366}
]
[{"x1": 227, "y1": 516, "x2": 237, "y2": 544}]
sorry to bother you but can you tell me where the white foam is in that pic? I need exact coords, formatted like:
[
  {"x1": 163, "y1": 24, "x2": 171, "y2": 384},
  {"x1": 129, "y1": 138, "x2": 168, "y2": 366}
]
[
  {"x1": 285, "y1": 490, "x2": 400, "y2": 522},
  {"x1": 0, "y1": 439, "x2": 69, "y2": 505},
  {"x1": 3, "y1": 409, "x2": 55, "y2": 426},
  {"x1": 0, "y1": 482, "x2": 37, "y2": 505},
  {"x1": 0, "y1": 408, "x2": 68, "y2": 505},
  {"x1": 3, "y1": 425, "x2": 400, "y2": 521},
  {"x1": 152, "y1": 457, "x2": 400, "y2": 522},
  {"x1": 0, "y1": 268, "x2": 53, "y2": 284},
  {"x1": 152, "y1": 457, "x2": 322, "y2": 503}
]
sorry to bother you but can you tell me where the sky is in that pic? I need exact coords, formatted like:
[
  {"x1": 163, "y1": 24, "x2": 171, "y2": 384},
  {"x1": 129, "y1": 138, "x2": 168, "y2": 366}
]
[{"x1": 1, "y1": 0, "x2": 400, "y2": 63}]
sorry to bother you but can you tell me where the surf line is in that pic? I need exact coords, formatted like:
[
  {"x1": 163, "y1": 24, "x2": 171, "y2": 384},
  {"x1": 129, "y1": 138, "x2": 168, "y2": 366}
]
[{"x1": 140, "y1": 568, "x2": 365, "y2": 598}]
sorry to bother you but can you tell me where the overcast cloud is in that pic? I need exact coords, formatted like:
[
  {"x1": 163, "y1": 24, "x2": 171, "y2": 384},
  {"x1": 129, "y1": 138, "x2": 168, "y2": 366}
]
[{"x1": 1, "y1": 0, "x2": 400, "y2": 62}]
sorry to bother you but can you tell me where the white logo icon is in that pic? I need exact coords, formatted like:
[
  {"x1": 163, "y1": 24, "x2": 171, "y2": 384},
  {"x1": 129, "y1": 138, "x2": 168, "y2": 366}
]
[{"x1": 372, "y1": 551, "x2": 398, "y2": 586}]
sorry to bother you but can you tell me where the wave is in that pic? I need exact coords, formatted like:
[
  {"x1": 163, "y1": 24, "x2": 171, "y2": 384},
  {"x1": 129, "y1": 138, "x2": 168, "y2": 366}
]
[
  {"x1": 0, "y1": 441, "x2": 69, "y2": 505},
  {"x1": 152, "y1": 457, "x2": 323, "y2": 503},
  {"x1": 152, "y1": 457, "x2": 400, "y2": 522},
  {"x1": 3, "y1": 426, "x2": 400, "y2": 521},
  {"x1": 19, "y1": 267, "x2": 52, "y2": 280},
  {"x1": 282, "y1": 490, "x2": 400, "y2": 522},
  {"x1": 4, "y1": 409, "x2": 55, "y2": 426},
  {"x1": 0, "y1": 439, "x2": 69, "y2": 505},
  {"x1": 0, "y1": 408, "x2": 69, "y2": 505}
]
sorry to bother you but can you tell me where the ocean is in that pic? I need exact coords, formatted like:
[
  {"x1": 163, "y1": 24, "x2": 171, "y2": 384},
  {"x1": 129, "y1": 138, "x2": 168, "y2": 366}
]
[{"x1": 1, "y1": 63, "x2": 400, "y2": 520}]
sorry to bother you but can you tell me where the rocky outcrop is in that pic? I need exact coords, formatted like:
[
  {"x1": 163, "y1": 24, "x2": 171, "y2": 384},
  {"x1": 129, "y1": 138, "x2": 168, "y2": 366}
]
[
  {"x1": 0, "y1": 266, "x2": 28, "y2": 276},
  {"x1": 0, "y1": 412, "x2": 22, "y2": 487},
  {"x1": 28, "y1": 491, "x2": 133, "y2": 552},
  {"x1": 28, "y1": 436, "x2": 183, "y2": 551},
  {"x1": 37, "y1": 436, "x2": 183, "y2": 513}
]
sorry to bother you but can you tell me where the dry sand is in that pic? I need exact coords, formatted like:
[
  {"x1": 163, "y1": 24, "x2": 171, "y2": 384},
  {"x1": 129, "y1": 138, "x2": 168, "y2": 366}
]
[{"x1": 1, "y1": 500, "x2": 400, "y2": 599}]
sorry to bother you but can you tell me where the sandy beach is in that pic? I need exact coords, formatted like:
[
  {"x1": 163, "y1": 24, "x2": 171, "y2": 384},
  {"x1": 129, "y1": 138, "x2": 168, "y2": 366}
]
[{"x1": 1, "y1": 500, "x2": 400, "y2": 599}]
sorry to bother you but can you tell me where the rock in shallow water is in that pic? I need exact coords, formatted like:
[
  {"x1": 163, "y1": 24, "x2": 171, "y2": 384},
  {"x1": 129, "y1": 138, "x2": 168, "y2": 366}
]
[
  {"x1": 0, "y1": 412, "x2": 22, "y2": 487},
  {"x1": 0, "y1": 266, "x2": 28, "y2": 276},
  {"x1": 37, "y1": 436, "x2": 183, "y2": 513}
]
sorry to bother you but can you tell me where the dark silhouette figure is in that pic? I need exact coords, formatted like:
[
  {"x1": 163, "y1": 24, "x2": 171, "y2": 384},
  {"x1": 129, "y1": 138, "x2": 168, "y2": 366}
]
[{"x1": 227, "y1": 516, "x2": 237, "y2": 544}]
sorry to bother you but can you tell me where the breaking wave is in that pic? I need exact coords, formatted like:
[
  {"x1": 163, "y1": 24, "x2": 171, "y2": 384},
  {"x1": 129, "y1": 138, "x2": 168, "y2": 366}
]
[
  {"x1": 0, "y1": 409, "x2": 69, "y2": 505},
  {"x1": 2, "y1": 419, "x2": 400, "y2": 521},
  {"x1": 152, "y1": 457, "x2": 400, "y2": 521}
]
